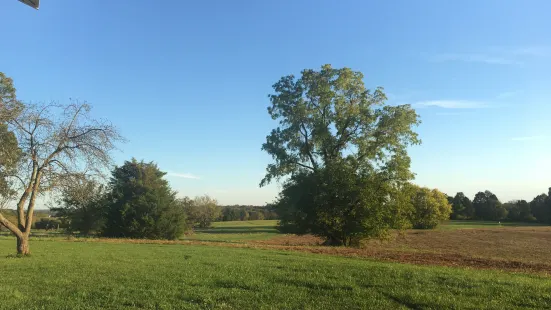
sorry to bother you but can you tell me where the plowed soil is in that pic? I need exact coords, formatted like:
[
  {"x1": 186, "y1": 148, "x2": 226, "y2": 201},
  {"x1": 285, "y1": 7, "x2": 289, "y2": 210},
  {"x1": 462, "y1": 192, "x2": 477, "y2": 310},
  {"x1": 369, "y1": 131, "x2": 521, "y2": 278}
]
[{"x1": 251, "y1": 227, "x2": 551, "y2": 274}]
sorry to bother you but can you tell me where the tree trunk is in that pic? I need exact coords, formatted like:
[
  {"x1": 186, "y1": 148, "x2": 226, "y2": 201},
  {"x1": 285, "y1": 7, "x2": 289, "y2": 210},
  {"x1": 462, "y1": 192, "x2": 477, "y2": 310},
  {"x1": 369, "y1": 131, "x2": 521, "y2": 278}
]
[
  {"x1": 16, "y1": 235, "x2": 30, "y2": 256},
  {"x1": 323, "y1": 236, "x2": 344, "y2": 246}
]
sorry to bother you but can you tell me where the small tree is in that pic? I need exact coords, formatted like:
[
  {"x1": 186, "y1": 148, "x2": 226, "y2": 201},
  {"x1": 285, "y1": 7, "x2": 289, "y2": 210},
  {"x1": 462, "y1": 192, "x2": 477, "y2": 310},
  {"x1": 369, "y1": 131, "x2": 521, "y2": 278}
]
[
  {"x1": 408, "y1": 185, "x2": 451, "y2": 229},
  {"x1": 50, "y1": 179, "x2": 108, "y2": 235},
  {"x1": 186, "y1": 195, "x2": 221, "y2": 228},
  {"x1": 103, "y1": 159, "x2": 187, "y2": 240},
  {"x1": 0, "y1": 99, "x2": 122, "y2": 255}
]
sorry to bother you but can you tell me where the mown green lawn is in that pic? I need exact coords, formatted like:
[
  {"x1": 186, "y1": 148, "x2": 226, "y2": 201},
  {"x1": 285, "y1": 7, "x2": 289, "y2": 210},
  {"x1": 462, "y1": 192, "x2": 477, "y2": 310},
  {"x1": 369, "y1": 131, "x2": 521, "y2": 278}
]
[
  {"x1": 183, "y1": 219, "x2": 549, "y2": 243},
  {"x1": 3, "y1": 219, "x2": 545, "y2": 242},
  {"x1": 0, "y1": 239, "x2": 550, "y2": 309},
  {"x1": 183, "y1": 220, "x2": 280, "y2": 243}
]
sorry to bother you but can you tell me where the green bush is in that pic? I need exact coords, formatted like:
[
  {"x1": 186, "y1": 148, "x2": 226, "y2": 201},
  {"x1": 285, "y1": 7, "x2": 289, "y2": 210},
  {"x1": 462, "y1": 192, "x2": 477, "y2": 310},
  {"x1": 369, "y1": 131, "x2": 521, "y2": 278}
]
[
  {"x1": 407, "y1": 185, "x2": 452, "y2": 229},
  {"x1": 185, "y1": 195, "x2": 221, "y2": 228},
  {"x1": 51, "y1": 180, "x2": 107, "y2": 235},
  {"x1": 103, "y1": 159, "x2": 187, "y2": 240},
  {"x1": 274, "y1": 163, "x2": 412, "y2": 246}
]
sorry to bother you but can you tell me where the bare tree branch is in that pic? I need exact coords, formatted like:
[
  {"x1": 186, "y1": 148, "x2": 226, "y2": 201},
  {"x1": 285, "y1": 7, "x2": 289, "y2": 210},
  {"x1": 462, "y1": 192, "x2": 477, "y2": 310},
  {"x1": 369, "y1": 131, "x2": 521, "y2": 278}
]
[{"x1": 1, "y1": 100, "x2": 124, "y2": 254}]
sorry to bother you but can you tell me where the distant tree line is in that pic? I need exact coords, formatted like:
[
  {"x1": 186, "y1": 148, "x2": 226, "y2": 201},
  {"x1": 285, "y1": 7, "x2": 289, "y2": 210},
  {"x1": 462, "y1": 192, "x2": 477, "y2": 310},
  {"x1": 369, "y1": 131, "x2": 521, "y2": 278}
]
[
  {"x1": 218, "y1": 205, "x2": 278, "y2": 222},
  {"x1": 0, "y1": 210, "x2": 57, "y2": 232},
  {"x1": 447, "y1": 188, "x2": 551, "y2": 223}
]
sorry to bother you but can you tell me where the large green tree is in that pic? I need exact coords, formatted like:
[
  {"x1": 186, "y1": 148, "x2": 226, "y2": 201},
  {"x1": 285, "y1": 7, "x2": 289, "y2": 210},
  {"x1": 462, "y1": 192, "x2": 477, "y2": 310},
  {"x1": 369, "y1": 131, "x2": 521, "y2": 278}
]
[
  {"x1": 472, "y1": 190, "x2": 507, "y2": 221},
  {"x1": 0, "y1": 72, "x2": 22, "y2": 122},
  {"x1": 530, "y1": 189, "x2": 551, "y2": 223},
  {"x1": 263, "y1": 65, "x2": 420, "y2": 245},
  {"x1": 0, "y1": 73, "x2": 22, "y2": 207},
  {"x1": 503, "y1": 200, "x2": 533, "y2": 222},
  {"x1": 450, "y1": 192, "x2": 474, "y2": 220},
  {"x1": 274, "y1": 162, "x2": 413, "y2": 245},
  {"x1": 103, "y1": 159, "x2": 187, "y2": 240}
]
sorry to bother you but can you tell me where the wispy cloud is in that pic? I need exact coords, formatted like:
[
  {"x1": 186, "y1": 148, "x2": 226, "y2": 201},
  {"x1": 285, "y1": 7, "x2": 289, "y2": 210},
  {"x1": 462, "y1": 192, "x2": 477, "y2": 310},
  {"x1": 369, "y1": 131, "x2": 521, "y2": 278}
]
[
  {"x1": 167, "y1": 172, "x2": 200, "y2": 179},
  {"x1": 431, "y1": 46, "x2": 550, "y2": 66},
  {"x1": 496, "y1": 91, "x2": 521, "y2": 99},
  {"x1": 507, "y1": 46, "x2": 551, "y2": 57},
  {"x1": 435, "y1": 112, "x2": 464, "y2": 116},
  {"x1": 414, "y1": 100, "x2": 487, "y2": 109},
  {"x1": 511, "y1": 135, "x2": 547, "y2": 141},
  {"x1": 432, "y1": 53, "x2": 519, "y2": 65}
]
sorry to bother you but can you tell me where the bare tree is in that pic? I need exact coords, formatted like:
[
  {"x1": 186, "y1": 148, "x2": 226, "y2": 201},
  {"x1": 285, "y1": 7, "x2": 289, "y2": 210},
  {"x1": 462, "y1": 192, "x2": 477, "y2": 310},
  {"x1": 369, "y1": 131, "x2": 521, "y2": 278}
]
[{"x1": 0, "y1": 102, "x2": 123, "y2": 255}]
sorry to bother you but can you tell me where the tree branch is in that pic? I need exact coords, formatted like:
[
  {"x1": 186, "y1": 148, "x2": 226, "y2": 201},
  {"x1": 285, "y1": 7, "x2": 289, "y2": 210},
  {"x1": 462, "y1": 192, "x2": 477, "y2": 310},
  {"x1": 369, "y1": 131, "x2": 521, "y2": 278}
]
[
  {"x1": 3, "y1": 173, "x2": 26, "y2": 188},
  {"x1": 294, "y1": 161, "x2": 315, "y2": 171},
  {"x1": 24, "y1": 170, "x2": 42, "y2": 234},
  {"x1": 68, "y1": 128, "x2": 105, "y2": 141},
  {"x1": 299, "y1": 123, "x2": 318, "y2": 171},
  {"x1": 16, "y1": 164, "x2": 37, "y2": 230},
  {"x1": 333, "y1": 119, "x2": 359, "y2": 156},
  {"x1": 0, "y1": 212, "x2": 23, "y2": 238}
]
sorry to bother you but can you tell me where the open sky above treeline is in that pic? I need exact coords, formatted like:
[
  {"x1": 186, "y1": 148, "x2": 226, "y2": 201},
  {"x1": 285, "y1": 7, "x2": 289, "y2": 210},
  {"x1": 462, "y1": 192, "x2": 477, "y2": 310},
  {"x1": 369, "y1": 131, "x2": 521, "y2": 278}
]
[{"x1": 1, "y1": 0, "x2": 550, "y2": 205}]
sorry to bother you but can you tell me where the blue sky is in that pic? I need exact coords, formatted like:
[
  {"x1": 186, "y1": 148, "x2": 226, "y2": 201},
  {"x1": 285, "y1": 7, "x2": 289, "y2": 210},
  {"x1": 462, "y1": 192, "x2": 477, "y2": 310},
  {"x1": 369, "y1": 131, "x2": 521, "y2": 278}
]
[{"x1": 1, "y1": 0, "x2": 550, "y2": 205}]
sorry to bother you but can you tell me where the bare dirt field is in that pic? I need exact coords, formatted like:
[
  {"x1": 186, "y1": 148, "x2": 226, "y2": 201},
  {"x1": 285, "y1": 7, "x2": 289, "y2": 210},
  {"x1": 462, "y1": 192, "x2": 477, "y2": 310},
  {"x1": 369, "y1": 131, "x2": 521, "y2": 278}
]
[{"x1": 252, "y1": 226, "x2": 551, "y2": 274}]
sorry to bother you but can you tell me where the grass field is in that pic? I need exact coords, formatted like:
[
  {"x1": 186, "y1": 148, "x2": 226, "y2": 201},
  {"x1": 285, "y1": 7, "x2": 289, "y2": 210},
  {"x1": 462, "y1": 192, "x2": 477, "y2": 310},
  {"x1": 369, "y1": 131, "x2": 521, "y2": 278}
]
[
  {"x1": 184, "y1": 220, "x2": 279, "y2": 243},
  {"x1": 1, "y1": 239, "x2": 551, "y2": 309},
  {"x1": 2, "y1": 220, "x2": 551, "y2": 309}
]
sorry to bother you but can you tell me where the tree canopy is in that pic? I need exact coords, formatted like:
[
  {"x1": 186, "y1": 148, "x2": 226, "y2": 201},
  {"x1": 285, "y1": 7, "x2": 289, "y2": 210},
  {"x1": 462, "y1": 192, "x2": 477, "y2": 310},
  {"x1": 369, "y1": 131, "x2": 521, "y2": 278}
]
[
  {"x1": 0, "y1": 72, "x2": 22, "y2": 122},
  {"x1": 184, "y1": 195, "x2": 221, "y2": 228},
  {"x1": 450, "y1": 192, "x2": 474, "y2": 220},
  {"x1": 263, "y1": 65, "x2": 421, "y2": 245},
  {"x1": 103, "y1": 159, "x2": 187, "y2": 240},
  {"x1": 51, "y1": 179, "x2": 108, "y2": 235},
  {"x1": 530, "y1": 189, "x2": 551, "y2": 224},
  {"x1": 472, "y1": 190, "x2": 507, "y2": 221},
  {"x1": 408, "y1": 185, "x2": 451, "y2": 229},
  {"x1": 261, "y1": 64, "x2": 420, "y2": 187},
  {"x1": 0, "y1": 73, "x2": 22, "y2": 207}
]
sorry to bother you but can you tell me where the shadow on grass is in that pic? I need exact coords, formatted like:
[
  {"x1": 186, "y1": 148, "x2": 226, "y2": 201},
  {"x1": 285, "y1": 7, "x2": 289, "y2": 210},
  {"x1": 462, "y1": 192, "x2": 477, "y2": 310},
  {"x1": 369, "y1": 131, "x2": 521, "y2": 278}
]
[
  {"x1": 448, "y1": 220, "x2": 544, "y2": 226},
  {"x1": 213, "y1": 279, "x2": 260, "y2": 291},
  {"x1": 195, "y1": 226, "x2": 278, "y2": 234},
  {"x1": 0, "y1": 231, "x2": 66, "y2": 238},
  {"x1": 379, "y1": 292, "x2": 426, "y2": 310}
]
